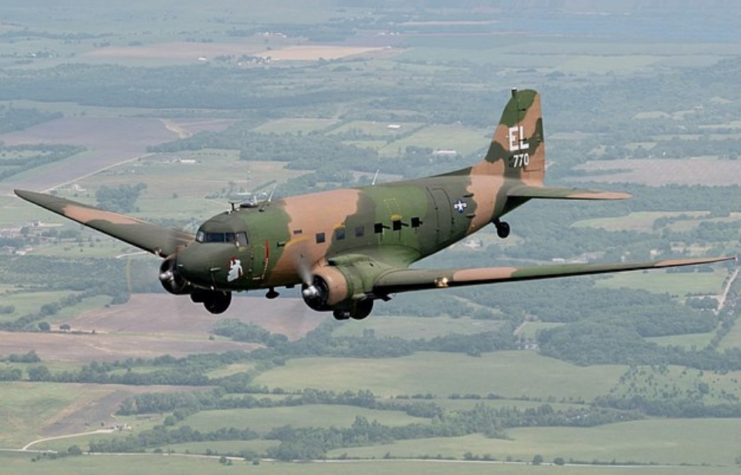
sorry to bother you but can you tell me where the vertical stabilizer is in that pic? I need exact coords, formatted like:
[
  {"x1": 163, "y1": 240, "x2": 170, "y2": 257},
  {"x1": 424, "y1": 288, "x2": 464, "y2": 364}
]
[{"x1": 478, "y1": 89, "x2": 545, "y2": 184}]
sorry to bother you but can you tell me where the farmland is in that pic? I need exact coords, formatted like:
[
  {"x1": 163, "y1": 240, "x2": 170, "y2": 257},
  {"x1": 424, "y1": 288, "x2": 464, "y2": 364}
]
[{"x1": 0, "y1": 0, "x2": 740, "y2": 472}]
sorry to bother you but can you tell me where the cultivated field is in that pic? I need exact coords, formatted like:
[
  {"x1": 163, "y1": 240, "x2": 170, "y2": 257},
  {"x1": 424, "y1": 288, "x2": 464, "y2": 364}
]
[
  {"x1": 328, "y1": 418, "x2": 741, "y2": 466},
  {"x1": 253, "y1": 351, "x2": 628, "y2": 401},
  {"x1": 573, "y1": 158, "x2": 741, "y2": 186}
]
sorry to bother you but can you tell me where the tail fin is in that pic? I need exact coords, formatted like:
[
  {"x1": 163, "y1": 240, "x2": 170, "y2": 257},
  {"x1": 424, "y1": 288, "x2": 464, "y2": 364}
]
[{"x1": 476, "y1": 88, "x2": 545, "y2": 184}]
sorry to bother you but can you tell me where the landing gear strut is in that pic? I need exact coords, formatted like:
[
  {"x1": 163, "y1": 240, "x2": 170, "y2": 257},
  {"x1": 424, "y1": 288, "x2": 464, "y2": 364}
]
[{"x1": 494, "y1": 218, "x2": 510, "y2": 239}]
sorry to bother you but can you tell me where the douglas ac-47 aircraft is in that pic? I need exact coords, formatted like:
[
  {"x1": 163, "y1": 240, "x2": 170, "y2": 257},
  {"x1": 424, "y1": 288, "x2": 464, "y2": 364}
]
[{"x1": 15, "y1": 89, "x2": 735, "y2": 320}]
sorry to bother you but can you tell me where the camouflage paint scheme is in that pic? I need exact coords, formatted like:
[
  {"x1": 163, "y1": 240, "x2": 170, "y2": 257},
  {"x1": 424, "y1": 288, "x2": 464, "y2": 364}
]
[{"x1": 15, "y1": 89, "x2": 736, "y2": 319}]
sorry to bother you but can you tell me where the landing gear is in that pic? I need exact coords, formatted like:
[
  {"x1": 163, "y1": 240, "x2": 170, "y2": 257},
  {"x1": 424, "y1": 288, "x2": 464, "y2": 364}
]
[
  {"x1": 192, "y1": 290, "x2": 232, "y2": 314},
  {"x1": 494, "y1": 218, "x2": 510, "y2": 239},
  {"x1": 332, "y1": 300, "x2": 374, "y2": 321},
  {"x1": 266, "y1": 288, "x2": 280, "y2": 299}
]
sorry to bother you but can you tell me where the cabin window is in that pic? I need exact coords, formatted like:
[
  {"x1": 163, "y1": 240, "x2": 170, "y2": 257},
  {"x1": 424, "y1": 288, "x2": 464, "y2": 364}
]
[
  {"x1": 374, "y1": 223, "x2": 384, "y2": 234},
  {"x1": 335, "y1": 228, "x2": 346, "y2": 240},
  {"x1": 316, "y1": 232, "x2": 326, "y2": 244},
  {"x1": 392, "y1": 220, "x2": 402, "y2": 231},
  {"x1": 293, "y1": 229, "x2": 303, "y2": 235},
  {"x1": 411, "y1": 217, "x2": 421, "y2": 228},
  {"x1": 196, "y1": 231, "x2": 205, "y2": 243},
  {"x1": 355, "y1": 226, "x2": 365, "y2": 237},
  {"x1": 225, "y1": 232, "x2": 236, "y2": 243}
]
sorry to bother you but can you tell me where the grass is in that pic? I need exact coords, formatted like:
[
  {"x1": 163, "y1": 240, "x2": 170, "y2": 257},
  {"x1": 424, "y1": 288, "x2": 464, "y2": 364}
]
[
  {"x1": 572, "y1": 211, "x2": 704, "y2": 233},
  {"x1": 5, "y1": 452, "x2": 739, "y2": 475},
  {"x1": 646, "y1": 331, "x2": 716, "y2": 350},
  {"x1": 327, "y1": 418, "x2": 741, "y2": 466},
  {"x1": 0, "y1": 291, "x2": 82, "y2": 324},
  {"x1": 0, "y1": 382, "x2": 96, "y2": 448},
  {"x1": 180, "y1": 405, "x2": 427, "y2": 435},
  {"x1": 159, "y1": 439, "x2": 278, "y2": 456},
  {"x1": 517, "y1": 322, "x2": 563, "y2": 341},
  {"x1": 328, "y1": 121, "x2": 421, "y2": 137},
  {"x1": 607, "y1": 365, "x2": 741, "y2": 405},
  {"x1": 382, "y1": 125, "x2": 490, "y2": 157},
  {"x1": 719, "y1": 318, "x2": 741, "y2": 350},
  {"x1": 332, "y1": 316, "x2": 506, "y2": 340},
  {"x1": 252, "y1": 118, "x2": 338, "y2": 134},
  {"x1": 253, "y1": 351, "x2": 627, "y2": 401},
  {"x1": 595, "y1": 270, "x2": 726, "y2": 297}
]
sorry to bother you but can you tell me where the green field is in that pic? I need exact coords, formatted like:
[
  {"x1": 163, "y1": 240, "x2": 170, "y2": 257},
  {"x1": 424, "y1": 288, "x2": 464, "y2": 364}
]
[
  {"x1": 646, "y1": 331, "x2": 716, "y2": 349},
  {"x1": 0, "y1": 291, "x2": 84, "y2": 323},
  {"x1": 328, "y1": 418, "x2": 741, "y2": 466},
  {"x1": 181, "y1": 405, "x2": 428, "y2": 434},
  {"x1": 253, "y1": 351, "x2": 628, "y2": 401},
  {"x1": 252, "y1": 118, "x2": 338, "y2": 134},
  {"x1": 718, "y1": 317, "x2": 741, "y2": 350},
  {"x1": 572, "y1": 212, "x2": 704, "y2": 233},
  {"x1": 2, "y1": 452, "x2": 738, "y2": 475},
  {"x1": 332, "y1": 316, "x2": 506, "y2": 340},
  {"x1": 595, "y1": 270, "x2": 726, "y2": 297},
  {"x1": 0, "y1": 383, "x2": 96, "y2": 447},
  {"x1": 380, "y1": 125, "x2": 490, "y2": 157}
]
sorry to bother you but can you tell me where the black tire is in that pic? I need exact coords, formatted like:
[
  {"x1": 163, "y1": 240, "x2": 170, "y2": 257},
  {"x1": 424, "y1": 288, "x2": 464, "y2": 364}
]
[
  {"x1": 496, "y1": 221, "x2": 510, "y2": 239},
  {"x1": 350, "y1": 300, "x2": 374, "y2": 320},
  {"x1": 203, "y1": 291, "x2": 232, "y2": 314}
]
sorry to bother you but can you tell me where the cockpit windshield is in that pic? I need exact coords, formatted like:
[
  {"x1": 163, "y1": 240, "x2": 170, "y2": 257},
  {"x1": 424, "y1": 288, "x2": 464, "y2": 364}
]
[{"x1": 196, "y1": 230, "x2": 248, "y2": 246}]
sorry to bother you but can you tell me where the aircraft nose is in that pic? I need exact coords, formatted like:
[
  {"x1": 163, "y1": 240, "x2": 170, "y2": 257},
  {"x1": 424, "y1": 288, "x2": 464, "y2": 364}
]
[{"x1": 176, "y1": 243, "x2": 215, "y2": 287}]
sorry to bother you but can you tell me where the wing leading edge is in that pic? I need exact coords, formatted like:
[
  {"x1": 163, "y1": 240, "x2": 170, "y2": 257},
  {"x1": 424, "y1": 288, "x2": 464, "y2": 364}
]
[
  {"x1": 372, "y1": 257, "x2": 736, "y2": 295},
  {"x1": 15, "y1": 190, "x2": 193, "y2": 256}
]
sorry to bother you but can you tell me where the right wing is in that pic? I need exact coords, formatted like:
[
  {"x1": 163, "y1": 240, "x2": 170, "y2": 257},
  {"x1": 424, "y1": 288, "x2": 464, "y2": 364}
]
[
  {"x1": 508, "y1": 185, "x2": 631, "y2": 201},
  {"x1": 372, "y1": 257, "x2": 736, "y2": 295},
  {"x1": 15, "y1": 190, "x2": 193, "y2": 257}
]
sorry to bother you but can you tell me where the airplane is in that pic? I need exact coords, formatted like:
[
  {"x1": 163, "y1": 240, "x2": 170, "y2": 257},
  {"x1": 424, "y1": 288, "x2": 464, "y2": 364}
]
[{"x1": 15, "y1": 89, "x2": 735, "y2": 320}]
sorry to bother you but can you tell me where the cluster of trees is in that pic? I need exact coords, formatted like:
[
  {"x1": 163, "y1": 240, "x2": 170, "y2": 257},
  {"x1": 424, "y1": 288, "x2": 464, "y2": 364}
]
[
  {"x1": 0, "y1": 144, "x2": 84, "y2": 181},
  {"x1": 118, "y1": 388, "x2": 440, "y2": 420},
  {"x1": 0, "y1": 106, "x2": 61, "y2": 134},
  {"x1": 88, "y1": 426, "x2": 260, "y2": 453},
  {"x1": 0, "y1": 350, "x2": 40, "y2": 363},
  {"x1": 95, "y1": 183, "x2": 147, "y2": 213}
]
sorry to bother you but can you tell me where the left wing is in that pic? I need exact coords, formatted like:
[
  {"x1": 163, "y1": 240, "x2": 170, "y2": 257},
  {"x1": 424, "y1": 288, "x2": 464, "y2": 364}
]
[
  {"x1": 372, "y1": 257, "x2": 735, "y2": 295},
  {"x1": 15, "y1": 189, "x2": 193, "y2": 257}
]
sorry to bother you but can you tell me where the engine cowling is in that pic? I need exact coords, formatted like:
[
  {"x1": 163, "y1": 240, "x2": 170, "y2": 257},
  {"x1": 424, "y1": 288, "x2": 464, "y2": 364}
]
[
  {"x1": 158, "y1": 256, "x2": 193, "y2": 295},
  {"x1": 301, "y1": 266, "x2": 349, "y2": 312},
  {"x1": 301, "y1": 265, "x2": 374, "y2": 320}
]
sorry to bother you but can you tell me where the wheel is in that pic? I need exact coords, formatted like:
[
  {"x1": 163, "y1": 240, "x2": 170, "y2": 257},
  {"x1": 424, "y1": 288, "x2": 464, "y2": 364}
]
[
  {"x1": 496, "y1": 221, "x2": 510, "y2": 239},
  {"x1": 350, "y1": 300, "x2": 374, "y2": 320},
  {"x1": 203, "y1": 291, "x2": 232, "y2": 314},
  {"x1": 333, "y1": 310, "x2": 351, "y2": 321}
]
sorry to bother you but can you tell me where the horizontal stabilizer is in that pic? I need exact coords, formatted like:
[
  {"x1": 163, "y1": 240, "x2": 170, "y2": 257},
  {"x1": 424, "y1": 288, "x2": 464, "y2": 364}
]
[
  {"x1": 373, "y1": 256, "x2": 735, "y2": 295},
  {"x1": 508, "y1": 185, "x2": 631, "y2": 200},
  {"x1": 15, "y1": 190, "x2": 193, "y2": 257}
]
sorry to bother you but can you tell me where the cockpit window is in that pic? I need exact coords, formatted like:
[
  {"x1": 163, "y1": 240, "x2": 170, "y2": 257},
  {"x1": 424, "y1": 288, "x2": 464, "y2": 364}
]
[
  {"x1": 237, "y1": 232, "x2": 248, "y2": 247},
  {"x1": 196, "y1": 230, "x2": 249, "y2": 245}
]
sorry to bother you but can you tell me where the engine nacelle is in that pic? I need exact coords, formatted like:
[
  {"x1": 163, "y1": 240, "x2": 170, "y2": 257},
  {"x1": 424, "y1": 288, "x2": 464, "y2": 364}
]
[
  {"x1": 158, "y1": 257, "x2": 193, "y2": 295},
  {"x1": 301, "y1": 266, "x2": 350, "y2": 312},
  {"x1": 301, "y1": 264, "x2": 375, "y2": 320}
]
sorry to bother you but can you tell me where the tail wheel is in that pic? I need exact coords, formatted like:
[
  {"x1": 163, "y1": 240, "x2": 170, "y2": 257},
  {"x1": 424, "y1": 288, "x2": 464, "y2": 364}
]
[{"x1": 495, "y1": 220, "x2": 510, "y2": 239}]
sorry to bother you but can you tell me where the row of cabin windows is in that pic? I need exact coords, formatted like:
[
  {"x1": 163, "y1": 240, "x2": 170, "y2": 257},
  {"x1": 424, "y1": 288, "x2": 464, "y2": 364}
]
[{"x1": 312, "y1": 217, "x2": 422, "y2": 244}]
